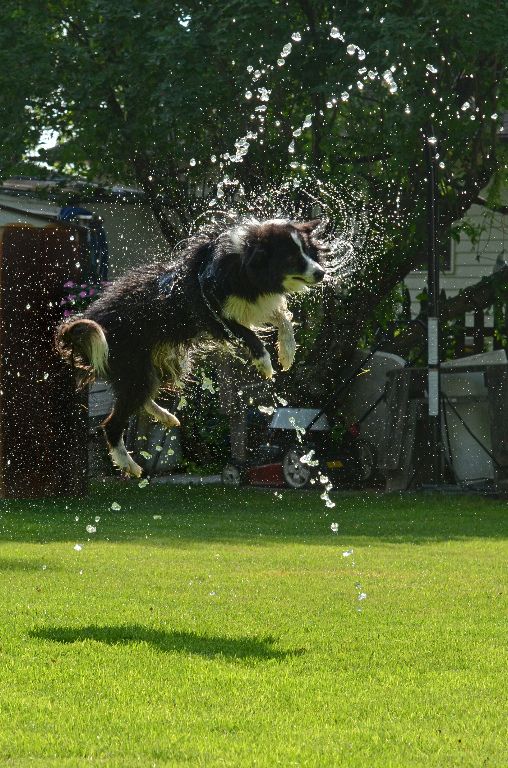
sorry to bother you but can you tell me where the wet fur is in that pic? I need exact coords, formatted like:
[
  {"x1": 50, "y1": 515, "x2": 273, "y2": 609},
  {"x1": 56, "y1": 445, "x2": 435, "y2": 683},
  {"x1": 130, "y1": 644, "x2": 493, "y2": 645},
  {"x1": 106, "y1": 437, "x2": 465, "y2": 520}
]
[{"x1": 56, "y1": 219, "x2": 325, "y2": 476}]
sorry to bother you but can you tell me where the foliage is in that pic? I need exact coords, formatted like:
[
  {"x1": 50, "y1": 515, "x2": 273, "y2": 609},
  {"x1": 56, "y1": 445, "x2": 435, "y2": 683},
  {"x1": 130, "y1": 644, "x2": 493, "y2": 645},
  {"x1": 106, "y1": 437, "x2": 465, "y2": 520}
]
[
  {"x1": 1, "y1": 0, "x2": 507, "y2": 393},
  {"x1": 176, "y1": 363, "x2": 230, "y2": 471},
  {"x1": 60, "y1": 278, "x2": 110, "y2": 317}
]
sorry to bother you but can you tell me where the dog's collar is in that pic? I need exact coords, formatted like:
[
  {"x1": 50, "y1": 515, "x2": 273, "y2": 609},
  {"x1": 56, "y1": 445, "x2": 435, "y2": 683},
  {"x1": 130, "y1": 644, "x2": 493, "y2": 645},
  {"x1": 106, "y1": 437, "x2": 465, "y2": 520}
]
[
  {"x1": 158, "y1": 268, "x2": 177, "y2": 297},
  {"x1": 198, "y1": 256, "x2": 240, "y2": 344}
]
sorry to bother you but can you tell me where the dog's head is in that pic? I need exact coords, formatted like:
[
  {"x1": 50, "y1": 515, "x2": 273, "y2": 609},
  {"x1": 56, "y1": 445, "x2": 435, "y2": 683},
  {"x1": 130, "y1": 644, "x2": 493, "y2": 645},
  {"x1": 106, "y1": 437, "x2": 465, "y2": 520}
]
[{"x1": 229, "y1": 219, "x2": 327, "y2": 294}]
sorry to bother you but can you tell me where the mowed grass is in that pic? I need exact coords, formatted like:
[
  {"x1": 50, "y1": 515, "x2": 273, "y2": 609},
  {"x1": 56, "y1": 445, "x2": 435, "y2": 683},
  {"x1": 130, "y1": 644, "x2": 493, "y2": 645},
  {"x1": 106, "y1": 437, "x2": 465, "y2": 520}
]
[{"x1": 0, "y1": 484, "x2": 506, "y2": 768}]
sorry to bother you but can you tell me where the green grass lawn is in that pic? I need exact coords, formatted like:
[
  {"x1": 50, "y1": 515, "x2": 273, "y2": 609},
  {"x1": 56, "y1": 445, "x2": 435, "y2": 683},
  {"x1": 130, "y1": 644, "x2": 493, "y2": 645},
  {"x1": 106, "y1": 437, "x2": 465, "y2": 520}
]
[{"x1": 0, "y1": 484, "x2": 506, "y2": 767}]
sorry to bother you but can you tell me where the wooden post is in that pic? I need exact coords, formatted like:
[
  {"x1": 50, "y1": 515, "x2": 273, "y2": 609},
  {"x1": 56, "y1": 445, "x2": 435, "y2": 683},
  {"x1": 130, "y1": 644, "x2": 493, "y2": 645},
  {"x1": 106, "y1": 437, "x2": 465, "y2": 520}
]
[
  {"x1": 0, "y1": 224, "x2": 88, "y2": 498},
  {"x1": 493, "y1": 296, "x2": 503, "y2": 350},
  {"x1": 473, "y1": 306, "x2": 484, "y2": 354},
  {"x1": 454, "y1": 313, "x2": 466, "y2": 358}
]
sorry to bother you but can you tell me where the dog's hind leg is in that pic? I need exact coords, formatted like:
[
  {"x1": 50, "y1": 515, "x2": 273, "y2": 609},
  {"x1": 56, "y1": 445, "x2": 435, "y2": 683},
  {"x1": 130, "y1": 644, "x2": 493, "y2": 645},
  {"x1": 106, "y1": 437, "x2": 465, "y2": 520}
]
[
  {"x1": 102, "y1": 356, "x2": 158, "y2": 477},
  {"x1": 102, "y1": 403, "x2": 144, "y2": 478},
  {"x1": 144, "y1": 399, "x2": 181, "y2": 429}
]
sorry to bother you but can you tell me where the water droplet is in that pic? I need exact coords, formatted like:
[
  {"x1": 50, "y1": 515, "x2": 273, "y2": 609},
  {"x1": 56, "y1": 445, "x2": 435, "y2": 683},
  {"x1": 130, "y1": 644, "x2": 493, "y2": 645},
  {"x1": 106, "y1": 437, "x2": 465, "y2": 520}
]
[
  {"x1": 73, "y1": 544, "x2": 82, "y2": 551},
  {"x1": 245, "y1": 90, "x2": 252, "y2": 100},
  {"x1": 404, "y1": 104, "x2": 411, "y2": 114},
  {"x1": 288, "y1": 140, "x2": 295, "y2": 154},
  {"x1": 341, "y1": 91, "x2": 350, "y2": 101},
  {"x1": 330, "y1": 27, "x2": 344, "y2": 40},
  {"x1": 426, "y1": 63, "x2": 438, "y2": 73},
  {"x1": 281, "y1": 43, "x2": 292, "y2": 58},
  {"x1": 357, "y1": 49, "x2": 366, "y2": 61},
  {"x1": 111, "y1": 502, "x2": 121, "y2": 511},
  {"x1": 291, "y1": 31, "x2": 301, "y2": 42},
  {"x1": 461, "y1": 101, "x2": 470, "y2": 111},
  {"x1": 302, "y1": 113, "x2": 313, "y2": 128},
  {"x1": 330, "y1": 522, "x2": 339, "y2": 533},
  {"x1": 277, "y1": 58, "x2": 285, "y2": 67},
  {"x1": 85, "y1": 525, "x2": 96, "y2": 534},
  {"x1": 189, "y1": 158, "x2": 196, "y2": 167},
  {"x1": 138, "y1": 478, "x2": 149, "y2": 488},
  {"x1": 346, "y1": 44, "x2": 356, "y2": 55},
  {"x1": 342, "y1": 549, "x2": 354, "y2": 557}
]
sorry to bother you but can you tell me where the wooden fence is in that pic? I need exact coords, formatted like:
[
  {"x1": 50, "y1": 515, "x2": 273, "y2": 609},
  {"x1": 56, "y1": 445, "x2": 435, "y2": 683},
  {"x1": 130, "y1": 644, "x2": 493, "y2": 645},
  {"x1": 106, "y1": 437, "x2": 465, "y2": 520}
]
[{"x1": 401, "y1": 287, "x2": 508, "y2": 359}]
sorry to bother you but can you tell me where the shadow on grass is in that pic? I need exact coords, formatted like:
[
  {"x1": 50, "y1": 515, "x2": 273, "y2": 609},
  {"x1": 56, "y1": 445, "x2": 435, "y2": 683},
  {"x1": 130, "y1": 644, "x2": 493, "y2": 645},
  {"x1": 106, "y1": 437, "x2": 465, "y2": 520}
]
[{"x1": 29, "y1": 624, "x2": 304, "y2": 661}]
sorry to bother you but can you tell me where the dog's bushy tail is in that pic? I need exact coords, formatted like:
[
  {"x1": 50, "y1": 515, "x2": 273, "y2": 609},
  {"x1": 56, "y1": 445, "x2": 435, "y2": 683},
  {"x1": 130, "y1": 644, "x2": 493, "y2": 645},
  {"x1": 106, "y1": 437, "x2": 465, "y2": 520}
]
[{"x1": 55, "y1": 318, "x2": 109, "y2": 383}]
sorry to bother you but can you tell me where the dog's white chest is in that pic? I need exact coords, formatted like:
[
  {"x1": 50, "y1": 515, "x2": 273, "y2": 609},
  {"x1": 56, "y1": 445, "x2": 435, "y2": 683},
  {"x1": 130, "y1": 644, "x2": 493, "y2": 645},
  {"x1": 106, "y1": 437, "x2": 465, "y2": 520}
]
[{"x1": 223, "y1": 294, "x2": 285, "y2": 328}]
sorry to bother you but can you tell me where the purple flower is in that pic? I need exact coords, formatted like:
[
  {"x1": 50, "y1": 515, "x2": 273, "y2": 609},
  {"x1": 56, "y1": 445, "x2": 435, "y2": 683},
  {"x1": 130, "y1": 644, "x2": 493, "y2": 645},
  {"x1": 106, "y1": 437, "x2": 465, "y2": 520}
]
[
  {"x1": 63, "y1": 280, "x2": 75, "y2": 288},
  {"x1": 79, "y1": 291, "x2": 87, "y2": 298},
  {"x1": 68, "y1": 294, "x2": 76, "y2": 301},
  {"x1": 63, "y1": 309, "x2": 71, "y2": 318},
  {"x1": 89, "y1": 288, "x2": 96, "y2": 296}
]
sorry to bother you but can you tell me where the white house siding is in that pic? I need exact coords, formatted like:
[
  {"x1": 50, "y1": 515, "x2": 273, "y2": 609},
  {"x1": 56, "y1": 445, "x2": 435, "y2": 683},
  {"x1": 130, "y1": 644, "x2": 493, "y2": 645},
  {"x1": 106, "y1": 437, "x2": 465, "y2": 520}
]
[
  {"x1": 405, "y1": 199, "x2": 508, "y2": 322},
  {"x1": 0, "y1": 194, "x2": 59, "y2": 227}
]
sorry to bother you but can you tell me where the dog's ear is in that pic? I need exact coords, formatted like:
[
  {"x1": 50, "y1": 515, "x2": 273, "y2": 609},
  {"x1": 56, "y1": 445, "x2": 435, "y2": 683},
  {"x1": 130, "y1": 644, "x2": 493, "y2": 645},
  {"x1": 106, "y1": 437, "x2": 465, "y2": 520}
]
[{"x1": 294, "y1": 219, "x2": 322, "y2": 234}]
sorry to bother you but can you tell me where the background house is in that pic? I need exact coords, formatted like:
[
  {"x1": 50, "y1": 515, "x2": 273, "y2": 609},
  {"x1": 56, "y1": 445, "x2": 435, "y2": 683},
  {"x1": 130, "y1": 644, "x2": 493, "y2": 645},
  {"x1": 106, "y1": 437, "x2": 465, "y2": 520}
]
[{"x1": 0, "y1": 178, "x2": 170, "y2": 277}]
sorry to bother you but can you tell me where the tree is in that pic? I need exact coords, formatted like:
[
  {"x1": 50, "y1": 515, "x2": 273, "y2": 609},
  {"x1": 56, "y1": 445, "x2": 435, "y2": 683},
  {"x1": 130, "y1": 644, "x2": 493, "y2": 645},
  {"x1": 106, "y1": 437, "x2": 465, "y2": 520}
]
[{"x1": 1, "y1": 1, "x2": 507, "y2": 400}]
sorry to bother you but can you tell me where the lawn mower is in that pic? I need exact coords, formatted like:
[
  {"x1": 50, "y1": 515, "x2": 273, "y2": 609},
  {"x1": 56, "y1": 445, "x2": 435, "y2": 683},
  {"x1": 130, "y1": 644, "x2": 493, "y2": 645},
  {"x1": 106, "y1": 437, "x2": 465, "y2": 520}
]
[
  {"x1": 221, "y1": 405, "x2": 377, "y2": 489},
  {"x1": 222, "y1": 338, "x2": 391, "y2": 489}
]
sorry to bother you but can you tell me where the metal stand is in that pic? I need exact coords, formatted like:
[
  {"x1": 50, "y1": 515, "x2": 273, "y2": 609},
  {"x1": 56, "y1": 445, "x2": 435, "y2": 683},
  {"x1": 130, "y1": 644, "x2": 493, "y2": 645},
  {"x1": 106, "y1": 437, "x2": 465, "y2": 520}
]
[{"x1": 425, "y1": 130, "x2": 443, "y2": 483}]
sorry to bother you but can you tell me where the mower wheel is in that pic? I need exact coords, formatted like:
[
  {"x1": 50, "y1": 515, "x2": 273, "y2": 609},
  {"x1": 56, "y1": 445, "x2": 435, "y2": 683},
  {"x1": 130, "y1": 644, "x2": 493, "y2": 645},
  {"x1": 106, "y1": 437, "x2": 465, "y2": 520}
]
[
  {"x1": 282, "y1": 447, "x2": 313, "y2": 489},
  {"x1": 352, "y1": 439, "x2": 377, "y2": 486},
  {"x1": 221, "y1": 463, "x2": 242, "y2": 486}
]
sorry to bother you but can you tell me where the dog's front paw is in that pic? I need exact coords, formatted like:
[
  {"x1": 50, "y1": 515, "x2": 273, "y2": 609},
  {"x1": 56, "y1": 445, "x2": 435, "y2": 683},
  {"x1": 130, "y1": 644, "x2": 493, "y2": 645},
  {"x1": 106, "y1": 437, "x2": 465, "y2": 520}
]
[
  {"x1": 278, "y1": 338, "x2": 296, "y2": 371},
  {"x1": 252, "y1": 351, "x2": 274, "y2": 380}
]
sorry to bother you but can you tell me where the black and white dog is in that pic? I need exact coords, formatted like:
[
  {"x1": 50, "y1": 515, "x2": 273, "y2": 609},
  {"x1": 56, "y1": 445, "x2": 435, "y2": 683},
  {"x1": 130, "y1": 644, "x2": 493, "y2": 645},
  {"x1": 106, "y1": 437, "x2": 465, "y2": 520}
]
[{"x1": 56, "y1": 218, "x2": 326, "y2": 477}]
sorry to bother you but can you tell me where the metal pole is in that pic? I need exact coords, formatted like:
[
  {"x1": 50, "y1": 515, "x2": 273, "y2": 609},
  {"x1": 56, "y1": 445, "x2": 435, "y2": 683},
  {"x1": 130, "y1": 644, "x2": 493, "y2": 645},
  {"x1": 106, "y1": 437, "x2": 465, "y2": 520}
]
[{"x1": 425, "y1": 129, "x2": 443, "y2": 482}]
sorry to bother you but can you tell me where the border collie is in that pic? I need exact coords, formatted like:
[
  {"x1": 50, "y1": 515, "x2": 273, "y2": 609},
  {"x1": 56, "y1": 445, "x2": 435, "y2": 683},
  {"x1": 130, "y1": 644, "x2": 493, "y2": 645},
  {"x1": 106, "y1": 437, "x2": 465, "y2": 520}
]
[{"x1": 56, "y1": 218, "x2": 326, "y2": 477}]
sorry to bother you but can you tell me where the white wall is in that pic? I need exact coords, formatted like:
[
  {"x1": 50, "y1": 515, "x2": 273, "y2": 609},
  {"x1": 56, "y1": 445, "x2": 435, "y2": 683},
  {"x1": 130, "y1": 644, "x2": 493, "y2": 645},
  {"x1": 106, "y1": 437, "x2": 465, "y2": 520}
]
[
  {"x1": 83, "y1": 201, "x2": 171, "y2": 278},
  {"x1": 405, "y1": 199, "x2": 508, "y2": 318}
]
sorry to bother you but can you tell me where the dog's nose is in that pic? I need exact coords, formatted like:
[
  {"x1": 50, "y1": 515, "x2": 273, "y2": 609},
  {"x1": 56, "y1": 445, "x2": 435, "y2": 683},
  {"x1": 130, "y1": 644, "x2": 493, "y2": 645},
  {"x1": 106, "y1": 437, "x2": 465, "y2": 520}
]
[{"x1": 313, "y1": 267, "x2": 326, "y2": 282}]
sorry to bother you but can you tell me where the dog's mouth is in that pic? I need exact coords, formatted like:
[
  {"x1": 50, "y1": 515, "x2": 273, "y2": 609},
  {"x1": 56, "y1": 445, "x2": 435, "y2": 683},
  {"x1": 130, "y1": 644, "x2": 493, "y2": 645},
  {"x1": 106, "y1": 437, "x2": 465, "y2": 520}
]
[{"x1": 291, "y1": 275, "x2": 313, "y2": 285}]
